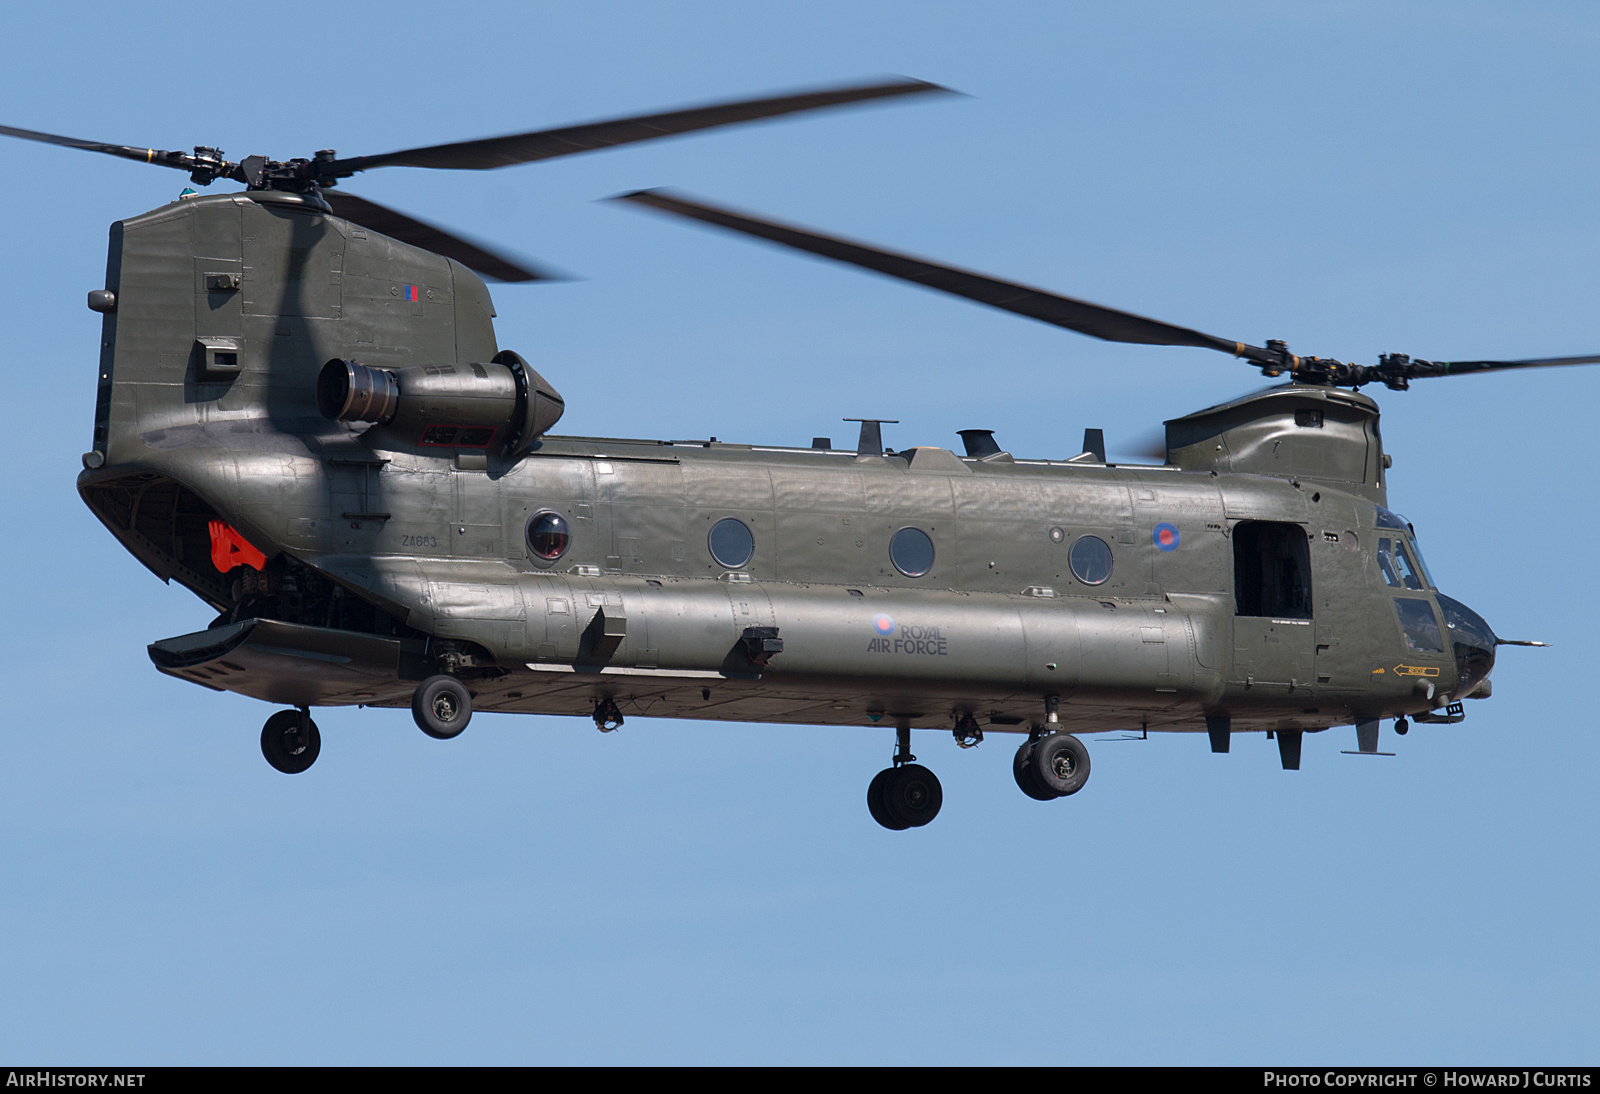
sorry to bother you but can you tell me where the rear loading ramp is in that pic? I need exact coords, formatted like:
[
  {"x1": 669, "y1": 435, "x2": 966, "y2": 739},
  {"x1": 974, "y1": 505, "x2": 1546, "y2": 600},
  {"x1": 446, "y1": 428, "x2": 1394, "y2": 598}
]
[{"x1": 149, "y1": 618, "x2": 410, "y2": 707}]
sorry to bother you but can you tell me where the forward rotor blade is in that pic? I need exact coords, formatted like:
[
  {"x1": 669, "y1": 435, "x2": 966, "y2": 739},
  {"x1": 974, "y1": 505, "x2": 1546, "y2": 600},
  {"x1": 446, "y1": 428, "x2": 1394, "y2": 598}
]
[
  {"x1": 0, "y1": 122, "x2": 190, "y2": 170},
  {"x1": 1417, "y1": 353, "x2": 1600, "y2": 377},
  {"x1": 327, "y1": 77, "x2": 953, "y2": 176},
  {"x1": 324, "y1": 191, "x2": 564, "y2": 283},
  {"x1": 611, "y1": 188, "x2": 1255, "y2": 355}
]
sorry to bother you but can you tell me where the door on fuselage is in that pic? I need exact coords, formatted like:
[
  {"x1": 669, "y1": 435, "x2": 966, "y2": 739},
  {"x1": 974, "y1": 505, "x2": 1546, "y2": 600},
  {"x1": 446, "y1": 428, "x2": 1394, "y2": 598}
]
[
  {"x1": 1230, "y1": 520, "x2": 1316, "y2": 691},
  {"x1": 1375, "y1": 526, "x2": 1453, "y2": 690}
]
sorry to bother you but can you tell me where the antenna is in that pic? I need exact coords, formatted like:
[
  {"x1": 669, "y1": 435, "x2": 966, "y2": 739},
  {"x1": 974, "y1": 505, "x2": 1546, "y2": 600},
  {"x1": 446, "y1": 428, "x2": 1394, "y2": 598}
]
[{"x1": 843, "y1": 418, "x2": 898, "y2": 457}]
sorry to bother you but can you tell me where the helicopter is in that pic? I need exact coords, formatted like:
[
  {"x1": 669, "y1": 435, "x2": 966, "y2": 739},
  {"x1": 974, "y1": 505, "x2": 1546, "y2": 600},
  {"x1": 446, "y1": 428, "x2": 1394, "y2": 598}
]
[{"x1": 5, "y1": 79, "x2": 1577, "y2": 831}]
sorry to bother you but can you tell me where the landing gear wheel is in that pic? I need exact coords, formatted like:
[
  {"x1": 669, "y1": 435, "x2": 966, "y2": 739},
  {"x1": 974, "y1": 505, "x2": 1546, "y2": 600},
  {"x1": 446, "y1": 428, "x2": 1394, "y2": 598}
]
[
  {"x1": 1394, "y1": 717, "x2": 1409, "y2": 736},
  {"x1": 1013, "y1": 739, "x2": 1057, "y2": 801},
  {"x1": 867, "y1": 768, "x2": 909, "y2": 831},
  {"x1": 1032, "y1": 732, "x2": 1090, "y2": 797},
  {"x1": 261, "y1": 709, "x2": 320, "y2": 774},
  {"x1": 880, "y1": 763, "x2": 943, "y2": 828},
  {"x1": 412, "y1": 675, "x2": 472, "y2": 739}
]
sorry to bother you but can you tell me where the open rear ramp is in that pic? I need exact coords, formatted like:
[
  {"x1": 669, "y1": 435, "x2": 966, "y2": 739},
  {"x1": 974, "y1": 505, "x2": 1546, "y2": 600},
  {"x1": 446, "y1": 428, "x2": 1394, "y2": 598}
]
[{"x1": 149, "y1": 619, "x2": 412, "y2": 708}]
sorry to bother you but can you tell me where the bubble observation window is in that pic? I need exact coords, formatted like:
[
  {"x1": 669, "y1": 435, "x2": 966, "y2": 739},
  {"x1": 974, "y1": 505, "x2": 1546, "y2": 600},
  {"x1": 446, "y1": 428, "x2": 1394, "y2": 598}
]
[{"x1": 527, "y1": 511, "x2": 572, "y2": 561}]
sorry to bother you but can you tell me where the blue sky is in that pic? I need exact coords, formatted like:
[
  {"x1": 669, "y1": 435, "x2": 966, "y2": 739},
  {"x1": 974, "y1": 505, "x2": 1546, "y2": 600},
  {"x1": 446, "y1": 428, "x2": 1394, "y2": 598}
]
[{"x1": 0, "y1": 0, "x2": 1596, "y2": 1063}]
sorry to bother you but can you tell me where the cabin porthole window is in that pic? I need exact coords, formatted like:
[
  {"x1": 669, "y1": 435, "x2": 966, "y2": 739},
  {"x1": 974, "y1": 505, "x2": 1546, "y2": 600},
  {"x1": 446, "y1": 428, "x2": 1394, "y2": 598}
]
[
  {"x1": 889, "y1": 527, "x2": 935, "y2": 578},
  {"x1": 1069, "y1": 535, "x2": 1114, "y2": 585},
  {"x1": 708, "y1": 517, "x2": 755, "y2": 569},
  {"x1": 526, "y1": 510, "x2": 572, "y2": 561}
]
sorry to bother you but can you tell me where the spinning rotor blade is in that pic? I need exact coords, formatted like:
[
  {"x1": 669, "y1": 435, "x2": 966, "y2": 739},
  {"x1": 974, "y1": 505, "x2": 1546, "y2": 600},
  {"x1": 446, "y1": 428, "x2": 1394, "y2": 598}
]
[
  {"x1": 324, "y1": 191, "x2": 564, "y2": 283},
  {"x1": 611, "y1": 188, "x2": 1260, "y2": 356},
  {"x1": 1332, "y1": 349, "x2": 1600, "y2": 390},
  {"x1": 1, "y1": 76, "x2": 951, "y2": 193},
  {"x1": 0, "y1": 122, "x2": 198, "y2": 172},
  {"x1": 614, "y1": 190, "x2": 1600, "y2": 391},
  {"x1": 327, "y1": 78, "x2": 953, "y2": 176},
  {"x1": 1409, "y1": 353, "x2": 1600, "y2": 378}
]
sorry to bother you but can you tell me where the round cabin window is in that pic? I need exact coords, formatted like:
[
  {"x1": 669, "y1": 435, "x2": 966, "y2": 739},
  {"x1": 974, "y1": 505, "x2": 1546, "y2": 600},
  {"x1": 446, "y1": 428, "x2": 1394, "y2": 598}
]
[
  {"x1": 1069, "y1": 535, "x2": 1113, "y2": 585},
  {"x1": 708, "y1": 517, "x2": 755, "y2": 569},
  {"x1": 526, "y1": 511, "x2": 572, "y2": 561},
  {"x1": 889, "y1": 527, "x2": 935, "y2": 578}
]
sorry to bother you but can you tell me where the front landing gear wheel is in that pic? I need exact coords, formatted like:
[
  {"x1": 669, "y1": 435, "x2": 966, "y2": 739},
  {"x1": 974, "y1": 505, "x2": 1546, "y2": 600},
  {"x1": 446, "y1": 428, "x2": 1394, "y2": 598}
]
[
  {"x1": 1032, "y1": 732, "x2": 1090, "y2": 797},
  {"x1": 1013, "y1": 740, "x2": 1057, "y2": 801},
  {"x1": 413, "y1": 675, "x2": 472, "y2": 739},
  {"x1": 261, "y1": 709, "x2": 320, "y2": 774},
  {"x1": 880, "y1": 763, "x2": 943, "y2": 828},
  {"x1": 867, "y1": 768, "x2": 909, "y2": 831}
]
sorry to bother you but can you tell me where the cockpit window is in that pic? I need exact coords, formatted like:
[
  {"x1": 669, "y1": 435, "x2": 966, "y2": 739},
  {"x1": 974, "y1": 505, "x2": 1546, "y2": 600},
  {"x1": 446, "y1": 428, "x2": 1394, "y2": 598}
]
[
  {"x1": 1408, "y1": 537, "x2": 1437, "y2": 588},
  {"x1": 1394, "y1": 598, "x2": 1445, "y2": 653},
  {"x1": 1376, "y1": 537, "x2": 1400, "y2": 587},
  {"x1": 1378, "y1": 537, "x2": 1426, "y2": 590},
  {"x1": 1376, "y1": 506, "x2": 1410, "y2": 531}
]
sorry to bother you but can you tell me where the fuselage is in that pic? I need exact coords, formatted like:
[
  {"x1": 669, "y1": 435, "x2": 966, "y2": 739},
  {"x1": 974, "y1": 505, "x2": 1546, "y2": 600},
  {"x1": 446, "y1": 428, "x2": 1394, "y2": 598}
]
[{"x1": 78, "y1": 191, "x2": 1491, "y2": 739}]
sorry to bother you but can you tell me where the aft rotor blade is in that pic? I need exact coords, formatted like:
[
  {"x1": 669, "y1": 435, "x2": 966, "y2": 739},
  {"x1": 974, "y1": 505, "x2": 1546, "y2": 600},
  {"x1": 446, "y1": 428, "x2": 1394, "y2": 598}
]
[
  {"x1": 611, "y1": 188, "x2": 1257, "y2": 355},
  {"x1": 0, "y1": 122, "x2": 191, "y2": 171},
  {"x1": 324, "y1": 191, "x2": 565, "y2": 283},
  {"x1": 326, "y1": 77, "x2": 953, "y2": 175}
]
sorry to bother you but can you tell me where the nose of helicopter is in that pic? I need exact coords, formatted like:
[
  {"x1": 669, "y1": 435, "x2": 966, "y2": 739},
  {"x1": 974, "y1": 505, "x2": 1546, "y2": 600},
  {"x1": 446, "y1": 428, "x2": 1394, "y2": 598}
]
[{"x1": 1435, "y1": 592, "x2": 1496, "y2": 698}]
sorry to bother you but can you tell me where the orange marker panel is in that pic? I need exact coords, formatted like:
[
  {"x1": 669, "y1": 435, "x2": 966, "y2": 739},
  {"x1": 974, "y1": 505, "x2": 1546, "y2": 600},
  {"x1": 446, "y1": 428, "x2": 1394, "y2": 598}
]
[{"x1": 208, "y1": 520, "x2": 267, "y2": 573}]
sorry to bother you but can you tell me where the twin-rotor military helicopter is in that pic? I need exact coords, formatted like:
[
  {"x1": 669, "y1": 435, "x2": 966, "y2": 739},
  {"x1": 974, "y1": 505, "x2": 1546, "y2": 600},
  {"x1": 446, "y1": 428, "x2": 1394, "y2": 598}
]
[{"x1": 7, "y1": 79, "x2": 1573, "y2": 829}]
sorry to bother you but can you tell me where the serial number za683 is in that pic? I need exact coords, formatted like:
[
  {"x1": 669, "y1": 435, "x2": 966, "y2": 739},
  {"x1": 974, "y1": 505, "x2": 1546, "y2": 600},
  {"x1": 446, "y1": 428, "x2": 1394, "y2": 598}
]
[{"x1": 401, "y1": 534, "x2": 439, "y2": 549}]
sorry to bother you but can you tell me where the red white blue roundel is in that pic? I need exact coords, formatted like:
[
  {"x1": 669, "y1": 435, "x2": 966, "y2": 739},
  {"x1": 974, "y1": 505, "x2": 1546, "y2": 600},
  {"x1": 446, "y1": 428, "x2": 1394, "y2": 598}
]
[
  {"x1": 872, "y1": 613, "x2": 896, "y2": 635},
  {"x1": 1153, "y1": 522, "x2": 1180, "y2": 551}
]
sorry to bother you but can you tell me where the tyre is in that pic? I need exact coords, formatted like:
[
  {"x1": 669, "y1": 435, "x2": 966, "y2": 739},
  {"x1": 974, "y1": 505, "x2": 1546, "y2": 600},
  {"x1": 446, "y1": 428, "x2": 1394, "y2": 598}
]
[
  {"x1": 413, "y1": 675, "x2": 472, "y2": 739},
  {"x1": 1013, "y1": 740, "x2": 1057, "y2": 801},
  {"x1": 882, "y1": 763, "x2": 943, "y2": 828},
  {"x1": 867, "y1": 768, "x2": 908, "y2": 830},
  {"x1": 260, "y1": 710, "x2": 321, "y2": 774},
  {"x1": 1031, "y1": 732, "x2": 1090, "y2": 797}
]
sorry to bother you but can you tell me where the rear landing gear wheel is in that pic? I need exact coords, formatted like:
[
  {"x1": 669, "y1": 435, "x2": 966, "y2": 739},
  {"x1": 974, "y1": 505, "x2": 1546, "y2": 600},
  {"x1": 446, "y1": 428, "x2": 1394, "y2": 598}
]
[
  {"x1": 1013, "y1": 739, "x2": 1057, "y2": 801},
  {"x1": 413, "y1": 675, "x2": 472, "y2": 739},
  {"x1": 1032, "y1": 732, "x2": 1090, "y2": 797},
  {"x1": 1394, "y1": 717, "x2": 1409, "y2": 736},
  {"x1": 261, "y1": 709, "x2": 320, "y2": 774}
]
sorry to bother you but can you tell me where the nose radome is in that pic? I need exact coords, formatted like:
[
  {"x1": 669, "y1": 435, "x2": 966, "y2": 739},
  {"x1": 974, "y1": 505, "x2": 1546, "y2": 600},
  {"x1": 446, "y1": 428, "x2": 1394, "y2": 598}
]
[{"x1": 1435, "y1": 593, "x2": 1496, "y2": 698}]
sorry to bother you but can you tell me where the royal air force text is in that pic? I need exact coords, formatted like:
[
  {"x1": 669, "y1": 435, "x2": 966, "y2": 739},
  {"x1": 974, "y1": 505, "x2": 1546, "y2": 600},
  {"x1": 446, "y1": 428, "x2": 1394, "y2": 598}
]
[{"x1": 867, "y1": 624, "x2": 947, "y2": 656}]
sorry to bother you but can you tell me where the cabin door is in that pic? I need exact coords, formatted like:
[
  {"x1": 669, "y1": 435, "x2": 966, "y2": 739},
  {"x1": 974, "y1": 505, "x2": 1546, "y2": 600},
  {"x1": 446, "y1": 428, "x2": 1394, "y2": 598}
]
[{"x1": 1230, "y1": 521, "x2": 1317, "y2": 692}]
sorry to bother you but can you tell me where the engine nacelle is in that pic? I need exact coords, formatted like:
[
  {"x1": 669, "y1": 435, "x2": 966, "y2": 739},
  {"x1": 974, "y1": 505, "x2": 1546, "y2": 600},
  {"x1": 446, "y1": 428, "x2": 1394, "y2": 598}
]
[{"x1": 317, "y1": 349, "x2": 564, "y2": 456}]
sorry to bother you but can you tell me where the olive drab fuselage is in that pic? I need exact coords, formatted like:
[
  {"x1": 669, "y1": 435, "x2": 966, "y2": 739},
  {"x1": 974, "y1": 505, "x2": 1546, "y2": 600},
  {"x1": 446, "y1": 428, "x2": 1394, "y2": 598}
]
[{"x1": 79, "y1": 192, "x2": 1492, "y2": 739}]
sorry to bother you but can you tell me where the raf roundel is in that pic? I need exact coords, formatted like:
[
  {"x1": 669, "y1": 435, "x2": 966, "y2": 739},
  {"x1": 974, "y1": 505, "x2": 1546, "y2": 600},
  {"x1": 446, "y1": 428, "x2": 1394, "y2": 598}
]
[
  {"x1": 872, "y1": 613, "x2": 896, "y2": 636},
  {"x1": 1153, "y1": 522, "x2": 1180, "y2": 552}
]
